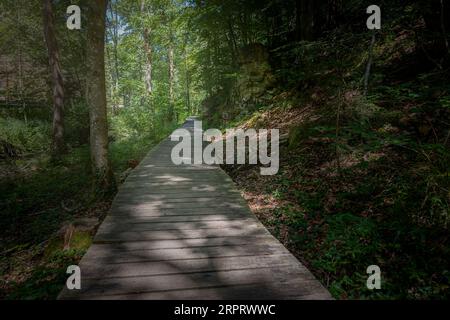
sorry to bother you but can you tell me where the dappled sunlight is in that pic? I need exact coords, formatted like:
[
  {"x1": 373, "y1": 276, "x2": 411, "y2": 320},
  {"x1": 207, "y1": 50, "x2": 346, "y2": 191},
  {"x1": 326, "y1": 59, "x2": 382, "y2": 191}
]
[
  {"x1": 2, "y1": 0, "x2": 448, "y2": 302},
  {"x1": 58, "y1": 119, "x2": 330, "y2": 300}
]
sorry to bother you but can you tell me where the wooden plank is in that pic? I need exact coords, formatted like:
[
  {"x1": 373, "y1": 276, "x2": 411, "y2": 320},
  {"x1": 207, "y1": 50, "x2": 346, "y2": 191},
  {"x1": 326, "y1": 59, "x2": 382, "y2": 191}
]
[
  {"x1": 109, "y1": 207, "x2": 253, "y2": 217},
  {"x1": 103, "y1": 213, "x2": 249, "y2": 224},
  {"x1": 110, "y1": 201, "x2": 247, "y2": 210},
  {"x1": 116, "y1": 189, "x2": 241, "y2": 197},
  {"x1": 57, "y1": 118, "x2": 331, "y2": 300},
  {"x1": 127, "y1": 170, "x2": 229, "y2": 176},
  {"x1": 59, "y1": 267, "x2": 327, "y2": 299},
  {"x1": 79, "y1": 254, "x2": 306, "y2": 280},
  {"x1": 97, "y1": 218, "x2": 259, "y2": 232},
  {"x1": 94, "y1": 225, "x2": 271, "y2": 242},
  {"x1": 61, "y1": 283, "x2": 328, "y2": 300},
  {"x1": 82, "y1": 242, "x2": 288, "y2": 263},
  {"x1": 118, "y1": 186, "x2": 240, "y2": 193},
  {"x1": 118, "y1": 186, "x2": 240, "y2": 194},
  {"x1": 91, "y1": 235, "x2": 276, "y2": 249},
  {"x1": 110, "y1": 202, "x2": 247, "y2": 210},
  {"x1": 114, "y1": 195, "x2": 243, "y2": 203},
  {"x1": 131, "y1": 167, "x2": 221, "y2": 172}
]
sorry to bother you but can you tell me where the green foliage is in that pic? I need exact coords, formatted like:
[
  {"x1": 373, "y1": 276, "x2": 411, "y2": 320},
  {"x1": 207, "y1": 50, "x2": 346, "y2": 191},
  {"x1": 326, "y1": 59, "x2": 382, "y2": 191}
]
[
  {"x1": 64, "y1": 101, "x2": 90, "y2": 147},
  {"x1": 218, "y1": 2, "x2": 450, "y2": 297},
  {"x1": 0, "y1": 148, "x2": 90, "y2": 248},
  {"x1": 265, "y1": 149, "x2": 450, "y2": 299},
  {"x1": 110, "y1": 135, "x2": 156, "y2": 172},
  {"x1": 1, "y1": 0, "x2": 449, "y2": 301},
  {"x1": 0, "y1": 117, "x2": 51, "y2": 153},
  {"x1": 0, "y1": 131, "x2": 163, "y2": 299},
  {"x1": 4, "y1": 248, "x2": 84, "y2": 300}
]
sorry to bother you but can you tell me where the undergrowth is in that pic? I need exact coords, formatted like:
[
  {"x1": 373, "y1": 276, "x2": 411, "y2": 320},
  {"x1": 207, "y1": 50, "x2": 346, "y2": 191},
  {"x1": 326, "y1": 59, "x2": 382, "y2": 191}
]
[
  {"x1": 0, "y1": 118, "x2": 170, "y2": 299},
  {"x1": 216, "y1": 24, "x2": 450, "y2": 299}
]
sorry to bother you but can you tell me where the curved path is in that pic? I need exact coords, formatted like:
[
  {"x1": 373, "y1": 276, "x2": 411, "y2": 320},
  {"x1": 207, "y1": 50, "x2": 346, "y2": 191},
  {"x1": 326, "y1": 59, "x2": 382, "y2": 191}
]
[{"x1": 59, "y1": 118, "x2": 331, "y2": 300}]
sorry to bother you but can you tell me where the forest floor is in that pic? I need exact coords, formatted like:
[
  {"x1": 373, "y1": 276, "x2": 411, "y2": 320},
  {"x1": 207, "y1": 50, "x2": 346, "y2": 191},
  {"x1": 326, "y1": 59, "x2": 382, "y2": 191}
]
[
  {"x1": 222, "y1": 101, "x2": 450, "y2": 299},
  {"x1": 204, "y1": 24, "x2": 450, "y2": 299},
  {"x1": 0, "y1": 136, "x2": 159, "y2": 299}
]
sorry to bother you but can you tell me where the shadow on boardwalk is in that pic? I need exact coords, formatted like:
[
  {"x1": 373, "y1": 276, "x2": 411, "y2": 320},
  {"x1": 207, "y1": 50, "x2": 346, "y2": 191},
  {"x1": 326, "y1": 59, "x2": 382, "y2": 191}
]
[{"x1": 58, "y1": 118, "x2": 331, "y2": 300}]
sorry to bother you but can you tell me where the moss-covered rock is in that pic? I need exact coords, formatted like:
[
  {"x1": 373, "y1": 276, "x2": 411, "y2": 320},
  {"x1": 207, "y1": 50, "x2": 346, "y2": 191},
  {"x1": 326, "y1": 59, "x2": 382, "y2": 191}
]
[{"x1": 235, "y1": 43, "x2": 276, "y2": 104}]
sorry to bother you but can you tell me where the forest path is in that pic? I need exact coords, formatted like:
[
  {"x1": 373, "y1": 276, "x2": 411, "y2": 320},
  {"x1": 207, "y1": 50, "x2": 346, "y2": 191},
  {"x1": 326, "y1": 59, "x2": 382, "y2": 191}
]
[{"x1": 58, "y1": 118, "x2": 331, "y2": 300}]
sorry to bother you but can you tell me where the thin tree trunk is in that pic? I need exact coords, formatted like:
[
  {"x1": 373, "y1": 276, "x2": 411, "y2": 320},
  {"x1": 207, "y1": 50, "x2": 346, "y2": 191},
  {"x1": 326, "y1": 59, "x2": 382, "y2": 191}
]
[
  {"x1": 227, "y1": 18, "x2": 238, "y2": 63},
  {"x1": 107, "y1": 0, "x2": 120, "y2": 113},
  {"x1": 440, "y1": 0, "x2": 449, "y2": 56},
  {"x1": 300, "y1": 0, "x2": 315, "y2": 41},
  {"x1": 364, "y1": 31, "x2": 376, "y2": 96},
  {"x1": 168, "y1": 30, "x2": 175, "y2": 121},
  {"x1": 239, "y1": 11, "x2": 249, "y2": 45},
  {"x1": 18, "y1": 37, "x2": 26, "y2": 122},
  {"x1": 206, "y1": 37, "x2": 213, "y2": 97},
  {"x1": 141, "y1": 0, "x2": 153, "y2": 97},
  {"x1": 105, "y1": 36, "x2": 115, "y2": 113},
  {"x1": 86, "y1": 0, "x2": 115, "y2": 191},
  {"x1": 6, "y1": 70, "x2": 9, "y2": 103},
  {"x1": 142, "y1": 29, "x2": 153, "y2": 96},
  {"x1": 168, "y1": 45, "x2": 174, "y2": 117},
  {"x1": 43, "y1": 0, "x2": 65, "y2": 156},
  {"x1": 295, "y1": 0, "x2": 301, "y2": 41},
  {"x1": 183, "y1": 33, "x2": 191, "y2": 115},
  {"x1": 16, "y1": 2, "x2": 27, "y2": 123},
  {"x1": 112, "y1": 1, "x2": 120, "y2": 97}
]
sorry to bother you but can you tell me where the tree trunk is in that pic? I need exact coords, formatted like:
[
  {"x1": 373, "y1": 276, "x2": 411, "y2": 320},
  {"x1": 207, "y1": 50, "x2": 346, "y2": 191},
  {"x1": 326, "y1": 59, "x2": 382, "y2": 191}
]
[
  {"x1": 86, "y1": 0, "x2": 115, "y2": 191},
  {"x1": 364, "y1": 32, "x2": 376, "y2": 96},
  {"x1": 17, "y1": 13, "x2": 25, "y2": 121},
  {"x1": 226, "y1": 18, "x2": 238, "y2": 66},
  {"x1": 141, "y1": 0, "x2": 153, "y2": 97},
  {"x1": 205, "y1": 36, "x2": 213, "y2": 96},
  {"x1": 168, "y1": 32, "x2": 175, "y2": 121},
  {"x1": 142, "y1": 30, "x2": 153, "y2": 96},
  {"x1": 440, "y1": 0, "x2": 449, "y2": 56},
  {"x1": 295, "y1": 0, "x2": 301, "y2": 42},
  {"x1": 183, "y1": 32, "x2": 191, "y2": 115},
  {"x1": 43, "y1": 0, "x2": 65, "y2": 156},
  {"x1": 107, "y1": 0, "x2": 120, "y2": 114},
  {"x1": 298, "y1": 0, "x2": 316, "y2": 41}
]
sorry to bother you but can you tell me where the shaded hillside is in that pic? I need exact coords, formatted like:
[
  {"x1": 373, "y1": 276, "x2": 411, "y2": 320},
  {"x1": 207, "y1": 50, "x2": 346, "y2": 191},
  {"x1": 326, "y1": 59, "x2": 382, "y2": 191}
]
[{"x1": 201, "y1": 2, "x2": 450, "y2": 299}]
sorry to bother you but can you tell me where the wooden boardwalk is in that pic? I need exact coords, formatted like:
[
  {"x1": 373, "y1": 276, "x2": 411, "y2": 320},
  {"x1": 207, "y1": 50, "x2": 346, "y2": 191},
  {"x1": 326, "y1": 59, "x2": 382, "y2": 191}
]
[{"x1": 58, "y1": 118, "x2": 331, "y2": 300}]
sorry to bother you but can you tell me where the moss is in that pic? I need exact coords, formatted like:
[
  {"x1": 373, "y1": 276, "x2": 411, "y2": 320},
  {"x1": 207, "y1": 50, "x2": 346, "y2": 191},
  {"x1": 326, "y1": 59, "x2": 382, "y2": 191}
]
[{"x1": 44, "y1": 230, "x2": 92, "y2": 259}]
